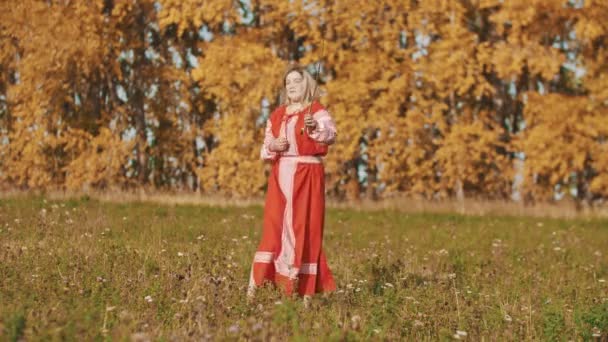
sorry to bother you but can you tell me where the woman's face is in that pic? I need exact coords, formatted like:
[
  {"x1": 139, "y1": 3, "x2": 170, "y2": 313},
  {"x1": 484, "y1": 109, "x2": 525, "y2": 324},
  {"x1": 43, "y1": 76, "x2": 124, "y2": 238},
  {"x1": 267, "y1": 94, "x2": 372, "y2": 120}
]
[{"x1": 285, "y1": 71, "x2": 306, "y2": 103}]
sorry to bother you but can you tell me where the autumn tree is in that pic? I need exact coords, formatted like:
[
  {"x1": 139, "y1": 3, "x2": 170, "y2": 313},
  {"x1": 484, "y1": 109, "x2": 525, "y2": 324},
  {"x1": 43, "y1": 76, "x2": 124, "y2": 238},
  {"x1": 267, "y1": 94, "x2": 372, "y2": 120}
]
[{"x1": 0, "y1": 0, "x2": 606, "y2": 205}]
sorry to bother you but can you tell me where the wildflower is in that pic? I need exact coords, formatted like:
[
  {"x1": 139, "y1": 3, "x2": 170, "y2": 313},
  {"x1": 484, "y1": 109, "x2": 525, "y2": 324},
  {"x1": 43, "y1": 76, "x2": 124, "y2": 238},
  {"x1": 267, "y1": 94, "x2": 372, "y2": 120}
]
[
  {"x1": 144, "y1": 295, "x2": 153, "y2": 303},
  {"x1": 227, "y1": 324, "x2": 239, "y2": 334},
  {"x1": 131, "y1": 332, "x2": 151, "y2": 342},
  {"x1": 453, "y1": 330, "x2": 467, "y2": 339},
  {"x1": 351, "y1": 315, "x2": 361, "y2": 330}
]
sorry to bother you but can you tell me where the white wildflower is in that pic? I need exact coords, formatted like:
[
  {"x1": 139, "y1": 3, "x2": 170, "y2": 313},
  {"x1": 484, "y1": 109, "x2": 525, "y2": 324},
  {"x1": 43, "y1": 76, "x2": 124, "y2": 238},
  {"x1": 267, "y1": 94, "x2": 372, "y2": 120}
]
[{"x1": 453, "y1": 330, "x2": 468, "y2": 339}]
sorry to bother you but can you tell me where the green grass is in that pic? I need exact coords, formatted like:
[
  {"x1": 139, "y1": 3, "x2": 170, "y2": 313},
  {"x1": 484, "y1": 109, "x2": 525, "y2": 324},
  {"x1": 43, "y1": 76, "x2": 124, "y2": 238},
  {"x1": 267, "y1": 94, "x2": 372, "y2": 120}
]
[{"x1": 0, "y1": 196, "x2": 607, "y2": 340}]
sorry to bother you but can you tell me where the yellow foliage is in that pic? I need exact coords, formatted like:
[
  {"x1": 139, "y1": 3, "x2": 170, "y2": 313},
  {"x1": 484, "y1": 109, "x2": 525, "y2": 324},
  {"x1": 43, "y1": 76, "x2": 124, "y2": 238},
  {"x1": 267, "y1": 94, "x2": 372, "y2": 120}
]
[
  {"x1": 0, "y1": 0, "x2": 606, "y2": 204},
  {"x1": 191, "y1": 36, "x2": 284, "y2": 195},
  {"x1": 64, "y1": 128, "x2": 136, "y2": 190},
  {"x1": 521, "y1": 93, "x2": 604, "y2": 200},
  {"x1": 435, "y1": 120, "x2": 511, "y2": 198}
]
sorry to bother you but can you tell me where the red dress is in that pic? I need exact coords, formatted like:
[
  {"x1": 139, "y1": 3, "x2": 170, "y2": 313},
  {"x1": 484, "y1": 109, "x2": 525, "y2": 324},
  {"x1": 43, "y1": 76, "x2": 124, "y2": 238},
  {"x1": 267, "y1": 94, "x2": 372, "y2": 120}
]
[{"x1": 248, "y1": 101, "x2": 337, "y2": 296}]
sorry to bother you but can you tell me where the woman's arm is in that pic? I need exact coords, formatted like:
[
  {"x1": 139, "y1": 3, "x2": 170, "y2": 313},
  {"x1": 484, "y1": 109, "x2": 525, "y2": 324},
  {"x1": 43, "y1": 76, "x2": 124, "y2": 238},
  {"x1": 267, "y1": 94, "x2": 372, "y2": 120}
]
[
  {"x1": 260, "y1": 119, "x2": 278, "y2": 160},
  {"x1": 307, "y1": 109, "x2": 337, "y2": 145}
]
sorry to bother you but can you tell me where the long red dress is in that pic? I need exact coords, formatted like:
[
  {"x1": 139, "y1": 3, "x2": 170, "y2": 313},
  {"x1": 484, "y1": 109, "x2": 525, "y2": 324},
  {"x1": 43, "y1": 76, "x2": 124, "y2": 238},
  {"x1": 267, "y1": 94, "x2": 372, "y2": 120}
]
[{"x1": 248, "y1": 101, "x2": 337, "y2": 296}]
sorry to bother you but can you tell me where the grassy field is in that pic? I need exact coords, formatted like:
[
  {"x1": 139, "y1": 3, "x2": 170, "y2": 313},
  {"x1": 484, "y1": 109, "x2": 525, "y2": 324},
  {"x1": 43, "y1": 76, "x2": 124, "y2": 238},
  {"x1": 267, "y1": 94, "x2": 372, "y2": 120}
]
[{"x1": 1, "y1": 196, "x2": 607, "y2": 341}]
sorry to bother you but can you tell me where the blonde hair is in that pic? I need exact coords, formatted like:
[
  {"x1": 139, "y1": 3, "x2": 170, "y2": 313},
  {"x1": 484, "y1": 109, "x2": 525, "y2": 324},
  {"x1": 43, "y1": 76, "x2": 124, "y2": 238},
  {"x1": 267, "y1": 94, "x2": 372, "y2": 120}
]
[{"x1": 279, "y1": 64, "x2": 321, "y2": 105}]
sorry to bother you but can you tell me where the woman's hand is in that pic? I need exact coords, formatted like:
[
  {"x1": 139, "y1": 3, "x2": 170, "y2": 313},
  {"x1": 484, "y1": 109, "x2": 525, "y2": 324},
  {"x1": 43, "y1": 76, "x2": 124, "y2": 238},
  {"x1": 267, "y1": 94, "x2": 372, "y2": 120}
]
[
  {"x1": 304, "y1": 114, "x2": 317, "y2": 130},
  {"x1": 270, "y1": 137, "x2": 289, "y2": 152}
]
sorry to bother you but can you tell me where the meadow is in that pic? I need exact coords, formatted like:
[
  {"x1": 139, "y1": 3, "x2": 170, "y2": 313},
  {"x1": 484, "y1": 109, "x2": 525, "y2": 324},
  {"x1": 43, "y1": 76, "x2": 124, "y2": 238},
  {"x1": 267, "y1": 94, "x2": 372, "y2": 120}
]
[{"x1": 1, "y1": 196, "x2": 607, "y2": 341}]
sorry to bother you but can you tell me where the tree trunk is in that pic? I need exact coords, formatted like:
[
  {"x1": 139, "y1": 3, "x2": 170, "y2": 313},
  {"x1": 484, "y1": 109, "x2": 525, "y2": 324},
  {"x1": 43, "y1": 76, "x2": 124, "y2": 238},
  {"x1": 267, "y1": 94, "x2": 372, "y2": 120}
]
[{"x1": 132, "y1": 6, "x2": 148, "y2": 186}]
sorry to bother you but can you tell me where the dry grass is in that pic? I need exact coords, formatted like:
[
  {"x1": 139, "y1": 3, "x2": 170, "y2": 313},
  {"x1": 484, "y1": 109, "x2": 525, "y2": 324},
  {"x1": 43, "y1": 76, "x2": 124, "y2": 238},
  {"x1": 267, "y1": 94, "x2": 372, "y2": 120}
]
[
  {"x1": 1, "y1": 195, "x2": 607, "y2": 340},
  {"x1": 1, "y1": 189, "x2": 606, "y2": 219},
  {"x1": 332, "y1": 196, "x2": 608, "y2": 219}
]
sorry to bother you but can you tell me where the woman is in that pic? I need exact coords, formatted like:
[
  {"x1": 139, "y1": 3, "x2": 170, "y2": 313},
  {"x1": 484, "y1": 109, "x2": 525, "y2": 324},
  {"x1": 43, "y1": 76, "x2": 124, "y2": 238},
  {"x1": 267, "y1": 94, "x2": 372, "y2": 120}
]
[{"x1": 248, "y1": 64, "x2": 337, "y2": 305}]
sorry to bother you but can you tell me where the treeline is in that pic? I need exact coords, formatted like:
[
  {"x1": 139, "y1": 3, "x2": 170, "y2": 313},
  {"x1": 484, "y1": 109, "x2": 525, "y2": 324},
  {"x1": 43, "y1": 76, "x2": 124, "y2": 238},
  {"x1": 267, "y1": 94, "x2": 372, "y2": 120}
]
[{"x1": 0, "y1": 0, "x2": 607, "y2": 204}]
